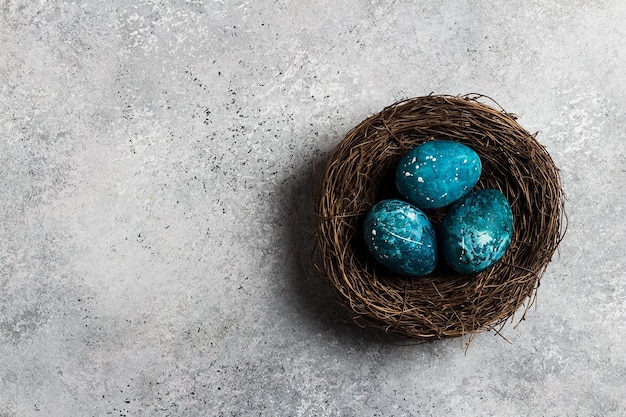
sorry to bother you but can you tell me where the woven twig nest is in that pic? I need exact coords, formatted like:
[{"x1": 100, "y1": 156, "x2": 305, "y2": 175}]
[{"x1": 314, "y1": 94, "x2": 566, "y2": 341}]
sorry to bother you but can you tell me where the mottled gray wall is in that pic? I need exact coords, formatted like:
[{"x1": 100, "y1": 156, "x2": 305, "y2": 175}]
[{"x1": 1, "y1": 1, "x2": 625, "y2": 416}]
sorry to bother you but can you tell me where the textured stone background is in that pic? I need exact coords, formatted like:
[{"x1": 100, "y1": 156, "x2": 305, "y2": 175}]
[{"x1": 1, "y1": 1, "x2": 625, "y2": 416}]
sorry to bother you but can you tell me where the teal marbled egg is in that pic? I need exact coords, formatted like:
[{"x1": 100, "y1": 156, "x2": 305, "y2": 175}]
[
  {"x1": 395, "y1": 140, "x2": 482, "y2": 210},
  {"x1": 438, "y1": 189, "x2": 514, "y2": 274},
  {"x1": 363, "y1": 199, "x2": 437, "y2": 276}
]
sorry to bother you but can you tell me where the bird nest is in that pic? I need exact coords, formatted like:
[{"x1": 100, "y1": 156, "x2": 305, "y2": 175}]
[{"x1": 314, "y1": 94, "x2": 566, "y2": 342}]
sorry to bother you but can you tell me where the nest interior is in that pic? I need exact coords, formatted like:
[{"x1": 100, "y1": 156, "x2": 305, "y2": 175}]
[{"x1": 314, "y1": 94, "x2": 566, "y2": 340}]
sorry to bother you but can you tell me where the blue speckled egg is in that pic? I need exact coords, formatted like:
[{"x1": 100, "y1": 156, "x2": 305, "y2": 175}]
[
  {"x1": 395, "y1": 140, "x2": 482, "y2": 210},
  {"x1": 363, "y1": 199, "x2": 437, "y2": 276},
  {"x1": 439, "y1": 189, "x2": 514, "y2": 274}
]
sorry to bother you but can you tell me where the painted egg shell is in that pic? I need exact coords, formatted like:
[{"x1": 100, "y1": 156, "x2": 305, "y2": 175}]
[
  {"x1": 363, "y1": 199, "x2": 437, "y2": 276},
  {"x1": 438, "y1": 188, "x2": 514, "y2": 274},
  {"x1": 395, "y1": 140, "x2": 482, "y2": 210}
]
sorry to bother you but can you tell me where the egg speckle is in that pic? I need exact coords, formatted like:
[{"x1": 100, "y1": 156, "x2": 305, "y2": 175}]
[
  {"x1": 363, "y1": 199, "x2": 437, "y2": 276},
  {"x1": 395, "y1": 140, "x2": 482, "y2": 209},
  {"x1": 438, "y1": 188, "x2": 514, "y2": 274}
]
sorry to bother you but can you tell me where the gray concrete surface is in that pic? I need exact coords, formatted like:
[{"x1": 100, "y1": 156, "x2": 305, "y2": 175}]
[{"x1": 1, "y1": 1, "x2": 625, "y2": 416}]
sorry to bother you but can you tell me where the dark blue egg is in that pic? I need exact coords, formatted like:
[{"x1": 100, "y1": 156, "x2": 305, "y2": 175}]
[
  {"x1": 438, "y1": 189, "x2": 514, "y2": 274},
  {"x1": 363, "y1": 199, "x2": 437, "y2": 276},
  {"x1": 395, "y1": 140, "x2": 482, "y2": 209}
]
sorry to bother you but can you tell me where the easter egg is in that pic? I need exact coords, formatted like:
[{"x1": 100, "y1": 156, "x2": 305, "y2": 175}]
[
  {"x1": 395, "y1": 140, "x2": 482, "y2": 209},
  {"x1": 438, "y1": 188, "x2": 514, "y2": 274},
  {"x1": 363, "y1": 199, "x2": 437, "y2": 276}
]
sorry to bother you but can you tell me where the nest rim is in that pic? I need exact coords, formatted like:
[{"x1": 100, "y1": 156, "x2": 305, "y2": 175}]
[{"x1": 314, "y1": 94, "x2": 566, "y2": 341}]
